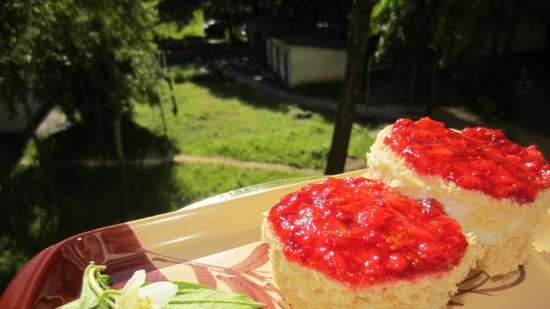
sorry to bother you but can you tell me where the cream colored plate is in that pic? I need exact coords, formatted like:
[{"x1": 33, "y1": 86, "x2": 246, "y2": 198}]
[{"x1": 127, "y1": 169, "x2": 550, "y2": 309}]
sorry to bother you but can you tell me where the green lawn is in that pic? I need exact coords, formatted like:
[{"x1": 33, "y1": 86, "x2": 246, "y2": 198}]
[
  {"x1": 154, "y1": 9, "x2": 204, "y2": 40},
  {"x1": 135, "y1": 71, "x2": 374, "y2": 170}
]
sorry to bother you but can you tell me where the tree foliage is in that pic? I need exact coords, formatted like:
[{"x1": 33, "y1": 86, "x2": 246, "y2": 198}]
[
  {"x1": 371, "y1": 0, "x2": 437, "y2": 64},
  {"x1": 0, "y1": 0, "x2": 36, "y2": 115},
  {"x1": 0, "y1": 0, "x2": 160, "y2": 124},
  {"x1": 157, "y1": 0, "x2": 202, "y2": 26},
  {"x1": 254, "y1": 0, "x2": 351, "y2": 20},
  {"x1": 371, "y1": 0, "x2": 549, "y2": 66}
]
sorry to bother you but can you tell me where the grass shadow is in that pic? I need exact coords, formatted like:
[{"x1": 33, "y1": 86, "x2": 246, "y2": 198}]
[
  {"x1": 0, "y1": 133, "x2": 28, "y2": 184},
  {"x1": 0, "y1": 119, "x2": 184, "y2": 291},
  {"x1": 43, "y1": 117, "x2": 178, "y2": 161},
  {"x1": 186, "y1": 60, "x2": 432, "y2": 128},
  {"x1": 0, "y1": 162, "x2": 190, "y2": 292},
  {"x1": 189, "y1": 72, "x2": 292, "y2": 114},
  {"x1": 161, "y1": 40, "x2": 249, "y2": 66},
  {"x1": 293, "y1": 81, "x2": 342, "y2": 101}
]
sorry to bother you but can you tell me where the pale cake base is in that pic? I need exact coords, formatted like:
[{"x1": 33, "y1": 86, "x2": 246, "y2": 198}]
[
  {"x1": 262, "y1": 220, "x2": 483, "y2": 309},
  {"x1": 365, "y1": 125, "x2": 550, "y2": 276}
]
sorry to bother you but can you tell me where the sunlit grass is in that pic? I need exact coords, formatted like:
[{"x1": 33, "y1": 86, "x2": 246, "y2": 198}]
[
  {"x1": 154, "y1": 9, "x2": 204, "y2": 40},
  {"x1": 135, "y1": 72, "x2": 373, "y2": 170}
]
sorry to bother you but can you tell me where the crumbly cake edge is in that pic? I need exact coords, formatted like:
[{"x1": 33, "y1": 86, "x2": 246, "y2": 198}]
[{"x1": 261, "y1": 218, "x2": 483, "y2": 309}]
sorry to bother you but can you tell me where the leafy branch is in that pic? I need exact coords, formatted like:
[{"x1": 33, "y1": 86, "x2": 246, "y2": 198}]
[{"x1": 57, "y1": 264, "x2": 264, "y2": 309}]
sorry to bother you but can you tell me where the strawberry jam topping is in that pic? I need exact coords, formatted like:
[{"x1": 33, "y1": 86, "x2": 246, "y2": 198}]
[
  {"x1": 268, "y1": 177, "x2": 467, "y2": 288},
  {"x1": 385, "y1": 117, "x2": 550, "y2": 203}
]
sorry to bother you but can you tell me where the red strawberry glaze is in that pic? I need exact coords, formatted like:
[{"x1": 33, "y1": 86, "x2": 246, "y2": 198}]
[
  {"x1": 268, "y1": 177, "x2": 467, "y2": 288},
  {"x1": 384, "y1": 117, "x2": 550, "y2": 203}
]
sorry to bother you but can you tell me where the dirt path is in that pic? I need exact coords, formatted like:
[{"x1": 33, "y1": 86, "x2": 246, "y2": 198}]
[
  {"x1": 172, "y1": 154, "x2": 323, "y2": 175},
  {"x1": 19, "y1": 153, "x2": 371, "y2": 175},
  {"x1": 225, "y1": 69, "x2": 425, "y2": 120},
  {"x1": 19, "y1": 154, "x2": 328, "y2": 175},
  {"x1": 431, "y1": 106, "x2": 550, "y2": 157}
]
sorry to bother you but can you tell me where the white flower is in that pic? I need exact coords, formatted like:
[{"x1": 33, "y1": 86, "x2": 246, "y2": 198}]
[{"x1": 115, "y1": 270, "x2": 177, "y2": 309}]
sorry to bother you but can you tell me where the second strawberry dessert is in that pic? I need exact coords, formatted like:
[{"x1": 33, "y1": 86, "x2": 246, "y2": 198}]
[{"x1": 366, "y1": 117, "x2": 550, "y2": 276}]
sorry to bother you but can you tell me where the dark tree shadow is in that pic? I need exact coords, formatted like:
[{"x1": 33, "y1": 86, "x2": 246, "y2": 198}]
[
  {"x1": 186, "y1": 57, "x2": 442, "y2": 127},
  {"x1": 0, "y1": 119, "x2": 188, "y2": 292},
  {"x1": 0, "y1": 132, "x2": 28, "y2": 183},
  {"x1": 43, "y1": 117, "x2": 178, "y2": 160},
  {"x1": 161, "y1": 39, "x2": 249, "y2": 66},
  {"x1": 190, "y1": 72, "x2": 291, "y2": 114},
  {"x1": 188, "y1": 70, "x2": 413, "y2": 128}
]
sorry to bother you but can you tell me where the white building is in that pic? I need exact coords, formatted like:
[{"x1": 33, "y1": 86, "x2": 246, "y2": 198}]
[{"x1": 266, "y1": 37, "x2": 347, "y2": 88}]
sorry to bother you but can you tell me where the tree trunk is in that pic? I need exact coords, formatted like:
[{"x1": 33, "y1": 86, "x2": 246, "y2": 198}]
[
  {"x1": 325, "y1": 0, "x2": 375, "y2": 175},
  {"x1": 23, "y1": 94, "x2": 57, "y2": 206},
  {"x1": 408, "y1": 63, "x2": 418, "y2": 106},
  {"x1": 250, "y1": 0, "x2": 259, "y2": 15},
  {"x1": 114, "y1": 114, "x2": 130, "y2": 219},
  {"x1": 22, "y1": 94, "x2": 49, "y2": 173},
  {"x1": 93, "y1": 99, "x2": 106, "y2": 158},
  {"x1": 163, "y1": 52, "x2": 179, "y2": 117},
  {"x1": 427, "y1": 54, "x2": 439, "y2": 116},
  {"x1": 365, "y1": 58, "x2": 373, "y2": 106},
  {"x1": 113, "y1": 114, "x2": 125, "y2": 160}
]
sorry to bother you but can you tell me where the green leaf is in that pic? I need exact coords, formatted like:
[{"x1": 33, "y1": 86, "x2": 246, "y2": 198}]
[
  {"x1": 97, "y1": 301, "x2": 111, "y2": 309},
  {"x1": 96, "y1": 272, "x2": 111, "y2": 290},
  {"x1": 163, "y1": 282, "x2": 264, "y2": 309},
  {"x1": 78, "y1": 279, "x2": 97, "y2": 308},
  {"x1": 78, "y1": 265, "x2": 103, "y2": 309},
  {"x1": 55, "y1": 266, "x2": 264, "y2": 309},
  {"x1": 174, "y1": 281, "x2": 213, "y2": 290},
  {"x1": 55, "y1": 265, "x2": 108, "y2": 309}
]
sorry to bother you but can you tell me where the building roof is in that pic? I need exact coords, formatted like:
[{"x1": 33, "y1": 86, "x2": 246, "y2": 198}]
[{"x1": 270, "y1": 35, "x2": 346, "y2": 49}]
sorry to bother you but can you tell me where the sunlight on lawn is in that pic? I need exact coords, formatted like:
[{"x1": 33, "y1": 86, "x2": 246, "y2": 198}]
[
  {"x1": 154, "y1": 10, "x2": 205, "y2": 40},
  {"x1": 134, "y1": 74, "x2": 374, "y2": 170}
]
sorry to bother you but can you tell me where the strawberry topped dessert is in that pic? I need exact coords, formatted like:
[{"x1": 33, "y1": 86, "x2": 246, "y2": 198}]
[
  {"x1": 262, "y1": 177, "x2": 482, "y2": 309},
  {"x1": 366, "y1": 117, "x2": 550, "y2": 276}
]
